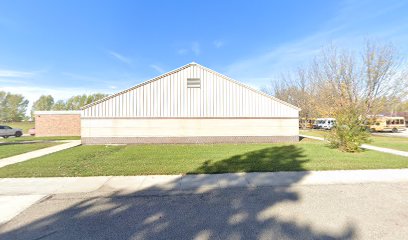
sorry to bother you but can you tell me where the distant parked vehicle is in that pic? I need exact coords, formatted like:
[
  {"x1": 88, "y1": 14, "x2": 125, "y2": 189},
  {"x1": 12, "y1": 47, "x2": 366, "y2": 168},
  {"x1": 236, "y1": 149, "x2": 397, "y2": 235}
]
[
  {"x1": 313, "y1": 118, "x2": 336, "y2": 130},
  {"x1": 29, "y1": 128, "x2": 36, "y2": 136},
  {"x1": 0, "y1": 125, "x2": 23, "y2": 138},
  {"x1": 299, "y1": 118, "x2": 316, "y2": 129},
  {"x1": 368, "y1": 116, "x2": 406, "y2": 133}
]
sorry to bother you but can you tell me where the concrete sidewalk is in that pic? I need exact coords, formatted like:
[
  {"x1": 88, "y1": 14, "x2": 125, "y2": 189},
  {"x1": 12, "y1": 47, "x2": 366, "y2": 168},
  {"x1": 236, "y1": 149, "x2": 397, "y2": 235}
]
[
  {"x1": 0, "y1": 140, "x2": 81, "y2": 168},
  {"x1": 0, "y1": 195, "x2": 46, "y2": 225},
  {"x1": 1, "y1": 169, "x2": 408, "y2": 226},
  {"x1": 300, "y1": 134, "x2": 408, "y2": 157},
  {"x1": 361, "y1": 144, "x2": 408, "y2": 157},
  {"x1": 2, "y1": 169, "x2": 408, "y2": 196}
]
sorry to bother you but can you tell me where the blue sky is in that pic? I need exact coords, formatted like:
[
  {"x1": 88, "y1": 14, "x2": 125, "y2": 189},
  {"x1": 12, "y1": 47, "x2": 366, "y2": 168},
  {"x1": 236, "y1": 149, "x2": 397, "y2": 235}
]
[{"x1": 1, "y1": 0, "x2": 408, "y2": 107}]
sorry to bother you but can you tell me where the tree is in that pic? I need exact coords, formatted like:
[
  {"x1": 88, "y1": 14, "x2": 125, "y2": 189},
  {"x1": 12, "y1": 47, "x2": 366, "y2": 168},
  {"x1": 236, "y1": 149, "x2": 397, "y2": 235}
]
[
  {"x1": 65, "y1": 93, "x2": 108, "y2": 110},
  {"x1": 360, "y1": 42, "x2": 406, "y2": 115},
  {"x1": 264, "y1": 41, "x2": 408, "y2": 152},
  {"x1": 86, "y1": 93, "x2": 109, "y2": 104},
  {"x1": 31, "y1": 95, "x2": 54, "y2": 116},
  {"x1": 47, "y1": 93, "x2": 109, "y2": 111},
  {"x1": 0, "y1": 91, "x2": 7, "y2": 121},
  {"x1": 0, "y1": 92, "x2": 29, "y2": 122},
  {"x1": 52, "y1": 100, "x2": 66, "y2": 110},
  {"x1": 263, "y1": 68, "x2": 318, "y2": 120}
]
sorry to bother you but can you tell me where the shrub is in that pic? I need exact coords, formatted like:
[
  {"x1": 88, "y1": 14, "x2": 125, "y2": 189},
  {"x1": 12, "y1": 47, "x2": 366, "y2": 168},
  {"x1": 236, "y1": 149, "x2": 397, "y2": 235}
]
[{"x1": 326, "y1": 109, "x2": 371, "y2": 152}]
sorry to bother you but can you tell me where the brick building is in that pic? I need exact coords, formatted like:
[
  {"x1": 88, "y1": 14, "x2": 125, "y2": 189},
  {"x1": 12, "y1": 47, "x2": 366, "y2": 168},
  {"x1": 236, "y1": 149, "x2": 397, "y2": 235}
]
[{"x1": 34, "y1": 111, "x2": 81, "y2": 136}]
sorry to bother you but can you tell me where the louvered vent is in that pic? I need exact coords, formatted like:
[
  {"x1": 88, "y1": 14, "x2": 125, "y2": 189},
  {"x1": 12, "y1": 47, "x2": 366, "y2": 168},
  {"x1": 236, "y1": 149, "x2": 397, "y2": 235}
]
[{"x1": 187, "y1": 78, "x2": 201, "y2": 88}]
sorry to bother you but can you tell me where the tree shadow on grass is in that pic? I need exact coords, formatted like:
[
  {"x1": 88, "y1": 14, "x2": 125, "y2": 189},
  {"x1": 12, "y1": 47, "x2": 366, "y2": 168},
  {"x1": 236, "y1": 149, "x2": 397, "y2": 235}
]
[
  {"x1": 192, "y1": 145, "x2": 308, "y2": 174},
  {"x1": 0, "y1": 144, "x2": 356, "y2": 240}
]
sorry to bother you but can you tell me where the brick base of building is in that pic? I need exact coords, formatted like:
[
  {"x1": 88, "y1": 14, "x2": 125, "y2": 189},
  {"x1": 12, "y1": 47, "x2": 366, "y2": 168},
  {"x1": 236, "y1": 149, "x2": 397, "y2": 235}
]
[{"x1": 81, "y1": 136, "x2": 299, "y2": 145}]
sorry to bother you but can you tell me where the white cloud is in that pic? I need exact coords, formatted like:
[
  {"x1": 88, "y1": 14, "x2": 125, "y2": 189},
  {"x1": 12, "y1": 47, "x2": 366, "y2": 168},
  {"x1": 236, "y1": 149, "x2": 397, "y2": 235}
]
[
  {"x1": 150, "y1": 64, "x2": 166, "y2": 74},
  {"x1": 62, "y1": 72, "x2": 130, "y2": 88},
  {"x1": 108, "y1": 50, "x2": 132, "y2": 65},
  {"x1": 224, "y1": 28, "x2": 337, "y2": 85},
  {"x1": 177, "y1": 48, "x2": 188, "y2": 55},
  {"x1": 62, "y1": 72, "x2": 101, "y2": 82},
  {"x1": 0, "y1": 78, "x2": 27, "y2": 84},
  {"x1": 149, "y1": 64, "x2": 165, "y2": 74},
  {"x1": 224, "y1": 1, "x2": 408, "y2": 88},
  {"x1": 0, "y1": 69, "x2": 36, "y2": 78},
  {"x1": 177, "y1": 42, "x2": 201, "y2": 56},
  {"x1": 0, "y1": 68, "x2": 46, "y2": 88},
  {"x1": 191, "y1": 42, "x2": 201, "y2": 56},
  {"x1": 213, "y1": 40, "x2": 225, "y2": 48}
]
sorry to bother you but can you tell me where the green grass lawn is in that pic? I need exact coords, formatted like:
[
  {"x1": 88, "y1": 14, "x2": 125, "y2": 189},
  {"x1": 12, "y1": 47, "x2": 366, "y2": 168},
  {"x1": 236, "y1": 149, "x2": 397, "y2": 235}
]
[
  {"x1": 0, "y1": 139, "x2": 407, "y2": 177},
  {"x1": 0, "y1": 142, "x2": 61, "y2": 159},
  {"x1": 0, "y1": 136, "x2": 80, "y2": 143},
  {"x1": 2, "y1": 121, "x2": 35, "y2": 134},
  {"x1": 300, "y1": 129, "x2": 327, "y2": 138},
  {"x1": 370, "y1": 136, "x2": 408, "y2": 152},
  {"x1": 300, "y1": 129, "x2": 408, "y2": 152}
]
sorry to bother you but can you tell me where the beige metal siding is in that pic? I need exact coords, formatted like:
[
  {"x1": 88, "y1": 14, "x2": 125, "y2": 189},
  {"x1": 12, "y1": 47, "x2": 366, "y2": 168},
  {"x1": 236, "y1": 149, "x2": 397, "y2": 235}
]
[
  {"x1": 81, "y1": 118, "x2": 299, "y2": 138},
  {"x1": 82, "y1": 64, "x2": 298, "y2": 118}
]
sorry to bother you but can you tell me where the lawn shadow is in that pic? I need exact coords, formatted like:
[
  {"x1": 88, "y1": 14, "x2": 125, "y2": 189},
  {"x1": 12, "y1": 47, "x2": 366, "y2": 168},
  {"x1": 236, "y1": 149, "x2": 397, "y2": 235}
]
[
  {"x1": 0, "y1": 141, "x2": 54, "y2": 146},
  {"x1": 0, "y1": 144, "x2": 356, "y2": 240},
  {"x1": 192, "y1": 144, "x2": 308, "y2": 174}
]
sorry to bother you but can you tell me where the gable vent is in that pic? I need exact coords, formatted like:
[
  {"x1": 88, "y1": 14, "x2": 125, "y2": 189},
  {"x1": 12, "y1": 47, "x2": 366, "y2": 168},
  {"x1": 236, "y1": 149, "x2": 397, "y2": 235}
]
[{"x1": 187, "y1": 78, "x2": 201, "y2": 88}]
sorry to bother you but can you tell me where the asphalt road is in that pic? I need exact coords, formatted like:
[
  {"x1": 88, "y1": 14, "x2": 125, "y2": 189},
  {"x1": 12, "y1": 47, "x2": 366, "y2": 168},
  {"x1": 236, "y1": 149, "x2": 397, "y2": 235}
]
[{"x1": 1, "y1": 182, "x2": 408, "y2": 240}]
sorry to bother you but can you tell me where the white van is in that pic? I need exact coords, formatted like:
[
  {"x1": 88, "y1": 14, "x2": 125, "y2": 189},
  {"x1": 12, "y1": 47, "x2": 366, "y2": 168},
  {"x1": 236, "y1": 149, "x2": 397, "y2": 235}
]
[{"x1": 313, "y1": 118, "x2": 336, "y2": 130}]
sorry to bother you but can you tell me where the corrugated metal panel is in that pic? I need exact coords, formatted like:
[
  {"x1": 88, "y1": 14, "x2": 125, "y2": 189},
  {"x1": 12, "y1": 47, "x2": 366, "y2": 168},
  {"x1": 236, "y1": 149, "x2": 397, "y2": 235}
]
[{"x1": 82, "y1": 63, "x2": 299, "y2": 118}]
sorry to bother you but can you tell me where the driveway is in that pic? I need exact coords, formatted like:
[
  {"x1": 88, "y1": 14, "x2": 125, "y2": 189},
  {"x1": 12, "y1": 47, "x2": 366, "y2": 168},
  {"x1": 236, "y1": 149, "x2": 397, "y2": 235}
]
[{"x1": 1, "y1": 173, "x2": 408, "y2": 240}]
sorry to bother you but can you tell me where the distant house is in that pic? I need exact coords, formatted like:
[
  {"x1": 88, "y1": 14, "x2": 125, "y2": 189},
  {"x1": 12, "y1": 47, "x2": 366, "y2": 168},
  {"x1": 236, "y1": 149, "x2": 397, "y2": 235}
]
[{"x1": 80, "y1": 62, "x2": 300, "y2": 144}]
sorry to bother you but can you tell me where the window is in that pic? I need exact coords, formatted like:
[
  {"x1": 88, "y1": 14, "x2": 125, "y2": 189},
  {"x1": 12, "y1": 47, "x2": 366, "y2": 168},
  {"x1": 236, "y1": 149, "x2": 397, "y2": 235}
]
[{"x1": 187, "y1": 78, "x2": 201, "y2": 88}]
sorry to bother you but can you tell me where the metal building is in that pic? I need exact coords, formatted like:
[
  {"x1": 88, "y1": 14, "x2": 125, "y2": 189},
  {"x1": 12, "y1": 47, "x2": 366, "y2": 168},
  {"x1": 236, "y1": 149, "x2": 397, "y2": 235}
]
[{"x1": 81, "y1": 62, "x2": 300, "y2": 144}]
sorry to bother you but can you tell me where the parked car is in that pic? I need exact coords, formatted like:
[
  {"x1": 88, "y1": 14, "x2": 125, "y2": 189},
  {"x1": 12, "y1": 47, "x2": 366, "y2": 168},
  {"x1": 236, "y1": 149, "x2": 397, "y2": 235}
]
[
  {"x1": 28, "y1": 128, "x2": 36, "y2": 136},
  {"x1": 313, "y1": 118, "x2": 336, "y2": 130},
  {"x1": 368, "y1": 116, "x2": 406, "y2": 133},
  {"x1": 0, "y1": 125, "x2": 23, "y2": 138}
]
